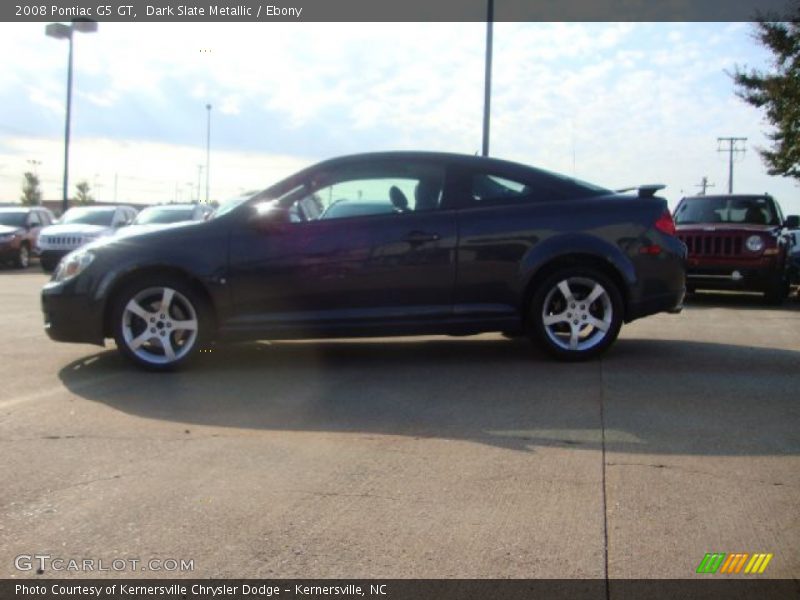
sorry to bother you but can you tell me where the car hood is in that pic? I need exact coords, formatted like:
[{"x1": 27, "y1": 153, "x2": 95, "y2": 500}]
[
  {"x1": 675, "y1": 223, "x2": 777, "y2": 234},
  {"x1": 114, "y1": 222, "x2": 194, "y2": 238},
  {"x1": 41, "y1": 223, "x2": 111, "y2": 236},
  {"x1": 0, "y1": 225, "x2": 22, "y2": 236}
]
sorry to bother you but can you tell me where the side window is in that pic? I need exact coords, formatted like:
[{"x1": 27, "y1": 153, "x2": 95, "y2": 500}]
[
  {"x1": 471, "y1": 173, "x2": 533, "y2": 205},
  {"x1": 279, "y1": 163, "x2": 445, "y2": 222}
]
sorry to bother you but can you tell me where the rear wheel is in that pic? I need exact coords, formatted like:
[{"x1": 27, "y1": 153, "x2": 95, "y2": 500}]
[
  {"x1": 112, "y1": 278, "x2": 209, "y2": 371},
  {"x1": 529, "y1": 267, "x2": 623, "y2": 361},
  {"x1": 14, "y1": 243, "x2": 29, "y2": 269}
]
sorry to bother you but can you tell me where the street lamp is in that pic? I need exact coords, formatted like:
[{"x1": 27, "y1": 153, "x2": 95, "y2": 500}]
[{"x1": 45, "y1": 19, "x2": 97, "y2": 215}]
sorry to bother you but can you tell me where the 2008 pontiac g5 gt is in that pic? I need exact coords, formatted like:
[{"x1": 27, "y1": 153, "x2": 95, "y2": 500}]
[{"x1": 42, "y1": 152, "x2": 686, "y2": 370}]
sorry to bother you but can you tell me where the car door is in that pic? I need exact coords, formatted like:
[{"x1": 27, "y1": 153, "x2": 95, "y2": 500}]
[
  {"x1": 450, "y1": 165, "x2": 568, "y2": 320},
  {"x1": 226, "y1": 159, "x2": 457, "y2": 333}
]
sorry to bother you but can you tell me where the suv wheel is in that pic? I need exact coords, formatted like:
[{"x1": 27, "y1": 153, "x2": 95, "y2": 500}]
[
  {"x1": 14, "y1": 243, "x2": 30, "y2": 269},
  {"x1": 529, "y1": 267, "x2": 623, "y2": 361},
  {"x1": 763, "y1": 277, "x2": 788, "y2": 305},
  {"x1": 112, "y1": 278, "x2": 208, "y2": 371}
]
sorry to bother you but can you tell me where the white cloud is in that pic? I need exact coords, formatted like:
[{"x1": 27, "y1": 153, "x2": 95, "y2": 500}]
[{"x1": 0, "y1": 22, "x2": 798, "y2": 216}]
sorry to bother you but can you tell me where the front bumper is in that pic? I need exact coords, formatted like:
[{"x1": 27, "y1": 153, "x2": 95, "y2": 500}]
[
  {"x1": 686, "y1": 263, "x2": 778, "y2": 292},
  {"x1": 39, "y1": 249, "x2": 71, "y2": 268},
  {"x1": 41, "y1": 281, "x2": 105, "y2": 345},
  {"x1": 0, "y1": 241, "x2": 20, "y2": 261}
]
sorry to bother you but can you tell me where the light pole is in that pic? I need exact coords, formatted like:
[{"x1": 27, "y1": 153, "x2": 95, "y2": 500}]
[
  {"x1": 481, "y1": 0, "x2": 494, "y2": 157},
  {"x1": 46, "y1": 19, "x2": 97, "y2": 215},
  {"x1": 205, "y1": 104, "x2": 212, "y2": 203},
  {"x1": 196, "y1": 164, "x2": 204, "y2": 202}
]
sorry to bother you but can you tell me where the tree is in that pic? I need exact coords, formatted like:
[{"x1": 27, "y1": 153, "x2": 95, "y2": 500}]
[
  {"x1": 73, "y1": 180, "x2": 95, "y2": 205},
  {"x1": 732, "y1": 7, "x2": 800, "y2": 180},
  {"x1": 20, "y1": 172, "x2": 42, "y2": 206}
]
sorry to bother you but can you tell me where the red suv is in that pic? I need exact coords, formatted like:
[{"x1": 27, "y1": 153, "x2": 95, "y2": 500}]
[
  {"x1": 674, "y1": 194, "x2": 799, "y2": 302},
  {"x1": 0, "y1": 206, "x2": 55, "y2": 269}
]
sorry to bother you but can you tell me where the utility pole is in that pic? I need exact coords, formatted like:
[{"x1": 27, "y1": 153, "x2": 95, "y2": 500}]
[
  {"x1": 695, "y1": 176, "x2": 714, "y2": 195},
  {"x1": 717, "y1": 137, "x2": 746, "y2": 194}
]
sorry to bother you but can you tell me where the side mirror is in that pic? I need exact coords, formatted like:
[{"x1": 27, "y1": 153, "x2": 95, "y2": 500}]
[
  {"x1": 785, "y1": 215, "x2": 799, "y2": 229},
  {"x1": 250, "y1": 203, "x2": 292, "y2": 231}
]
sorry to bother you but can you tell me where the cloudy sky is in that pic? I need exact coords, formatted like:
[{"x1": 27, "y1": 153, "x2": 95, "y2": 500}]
[{"x1": 0, "y1": 21, "x2": 798, "y2": 215}]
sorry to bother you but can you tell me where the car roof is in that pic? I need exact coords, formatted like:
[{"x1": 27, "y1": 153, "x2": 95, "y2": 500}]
[
  {"x1": 0, "y1": 206, "x2": 32, "y2": 212},
  {"x1": 262, "y1": 151, "x2": 610, "y2": 197},
  {"x1": 682, "y1": 194, "x2": 773, "y2": 200},
  {"x1": 141, "y1": 204, "x2": 197, "y2": 210}
]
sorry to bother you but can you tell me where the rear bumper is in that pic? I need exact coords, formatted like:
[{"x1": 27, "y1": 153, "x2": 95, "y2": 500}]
[{"x1": 41, "y1": 282, "x2": 105, "y2": 345}]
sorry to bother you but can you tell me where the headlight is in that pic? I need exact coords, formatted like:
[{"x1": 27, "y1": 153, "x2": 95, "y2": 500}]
[
  {"x1": 0, "y1": 233, "x2": 15, "y2": 243},
  {"x1": 745, "y1": 235, "x2": 765, "y2": 253},
  {"x1": 53, "y1": 249, "x2": 95, "y2": 283}
]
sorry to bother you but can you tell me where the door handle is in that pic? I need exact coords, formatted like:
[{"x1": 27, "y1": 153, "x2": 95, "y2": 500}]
[{"x1": 404, "y1": 231, "x2": 440, "y2": 243}]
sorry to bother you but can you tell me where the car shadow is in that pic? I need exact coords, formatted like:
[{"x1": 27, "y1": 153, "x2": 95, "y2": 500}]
[
  {"x1": 57, "y1": 336, "x2": 800, "y2": 457},
  {"x1": 685, "y1": 290, "x2": 800, "y2": 312}
]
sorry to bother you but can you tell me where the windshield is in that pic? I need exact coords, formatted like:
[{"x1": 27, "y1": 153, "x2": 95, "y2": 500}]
[
  {"x1": 134, "y1": 207, "x2": 194, "y2": 225},
  {"x1": 61, "y1": 208, "x2": 116, "y2": 226},
  {"x1": 0, "y1": 211, "x2": 27, "y2": 227},
  {"x1": 675, "y1": 196, "x2": 780, "y2": 226}
]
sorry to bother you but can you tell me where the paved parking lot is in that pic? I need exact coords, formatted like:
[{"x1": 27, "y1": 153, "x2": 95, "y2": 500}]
[{"x1": 1, "y1": 265, "x2": 798, "y2": 580}]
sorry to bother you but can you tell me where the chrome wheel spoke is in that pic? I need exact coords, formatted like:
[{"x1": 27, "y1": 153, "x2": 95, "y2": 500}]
[
  {"x1": 586, "y1": 283, "x2": 605, "y2": 304},
  {"x1": 160, "y1": 288, "x2": 175, "y2": 314},
  {"x1": 557, "y1": 280, "x2": 573, "y2": 302},
  {"x1": 569, "y1": 325, "x2": 579, "y2": 350},
  {"x1": 587, "y1": 315, "x2": 610, "y2": 332},
  {"x1": 162, "y1": 336, "x2": 177, "y2": 361},
  {"x1": 125, "y1": 299, "x2": 151, "y2": 322},
  {"x1": 543, "y1": 312, "x2": 569, "y2": 326},
  {"x1": 130, "y1": 330, "x2": 153, "y2": 349},
  {"x1": 172, "y1": 319, "x2": 197, "y2": 332}
]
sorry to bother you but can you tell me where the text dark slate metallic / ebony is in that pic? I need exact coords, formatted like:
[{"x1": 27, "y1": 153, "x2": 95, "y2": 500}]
[{"x1": 41, "y1": 152, "x2": 686, "y2": 370}]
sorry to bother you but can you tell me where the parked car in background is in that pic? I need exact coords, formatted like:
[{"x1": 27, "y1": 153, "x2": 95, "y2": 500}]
[
  {"x1": 117, "y1": 203, "x2": 212, "y2": 236},
  {"x1": 674, "y1": 194, "x2": 799, "y2": 303},
  {"x1": 787, "y1": 229, "x2": 800, "y2": 294},
  {"x1": 0, "y1": 206, "x2": 55, "y2": 268},
  {"x1": 37, "y1": 205, "x2": 138, "y2": 272},
  {"x1": 41, "y1": 152, "x2": 685, "y2": 370}
]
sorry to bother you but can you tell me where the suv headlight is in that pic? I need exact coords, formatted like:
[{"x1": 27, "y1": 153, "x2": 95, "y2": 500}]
[
  {"x1": 53, "y1": 249, "x2": 95, "y2": 283},
  {"x1": 745, "y1": 235, "x2": 764, "y2": 253}
]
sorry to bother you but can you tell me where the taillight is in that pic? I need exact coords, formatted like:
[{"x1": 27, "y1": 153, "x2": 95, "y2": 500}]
[{"x1": 654, "y1": 210, "x2": 676, "y2": 236}]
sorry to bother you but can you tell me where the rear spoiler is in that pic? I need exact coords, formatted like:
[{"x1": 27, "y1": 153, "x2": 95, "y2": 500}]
[{"x1": 615, "y1": 184, "x2": 666, "y2": 199}]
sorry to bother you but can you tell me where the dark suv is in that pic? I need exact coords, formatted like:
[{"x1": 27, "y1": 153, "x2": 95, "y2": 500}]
[{"x1": 674, "y1": 194, "x2": 799, "y2": 302}]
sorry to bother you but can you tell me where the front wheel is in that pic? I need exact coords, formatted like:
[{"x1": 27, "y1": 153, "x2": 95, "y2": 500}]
[
  {"x1": 529, "y1": 267, "x2": 623, "y2": 361},
  {"x1": 112, "y1": 278, "x2": 209, "y2": 371},
  {"x1": 14, "y1": 243, "x2": 30, "y2": 269}
]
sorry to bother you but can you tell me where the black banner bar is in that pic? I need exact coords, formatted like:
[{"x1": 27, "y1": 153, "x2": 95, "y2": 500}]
[
  {"x1": 2, "y1": 579, "x2": 799, "y2": 600},
  {"x1": 3, "y1": 0, "x2": 798, "y2": 23}
]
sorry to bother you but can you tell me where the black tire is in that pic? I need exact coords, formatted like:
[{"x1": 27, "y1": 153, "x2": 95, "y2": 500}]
[
  {"x1": 14, "y1": 243, "x2": 30, "y2": 269},
  {"x1": 41, "y1": 258, "x2": 58, "y2": 273},
  {"x1": 763, "y1": 278, "x2": 788, "y2": 305},
  {"x1": 529, "y1": 266, "x2": 624, "y2": 361},
  {"x1": 111, "y1": 276, "x2": 210, "y2": 371}
]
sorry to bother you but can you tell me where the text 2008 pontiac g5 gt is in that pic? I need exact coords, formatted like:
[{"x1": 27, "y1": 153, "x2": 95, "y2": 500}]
[{"x1": 42, "y1": 152, "x2": 685, "y2": 370}]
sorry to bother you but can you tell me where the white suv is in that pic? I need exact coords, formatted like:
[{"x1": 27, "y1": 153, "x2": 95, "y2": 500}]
[{"x1": 38, "y1": 205, "x2": 138, "y2": 272}]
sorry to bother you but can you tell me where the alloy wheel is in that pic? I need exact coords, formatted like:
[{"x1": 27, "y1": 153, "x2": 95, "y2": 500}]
[
  {"x1": 120, "y1": 286, "x2": 199, "y2": 366},
  {"x1": 541, "y1": 276, "x2": 613, "y2": 352}
]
